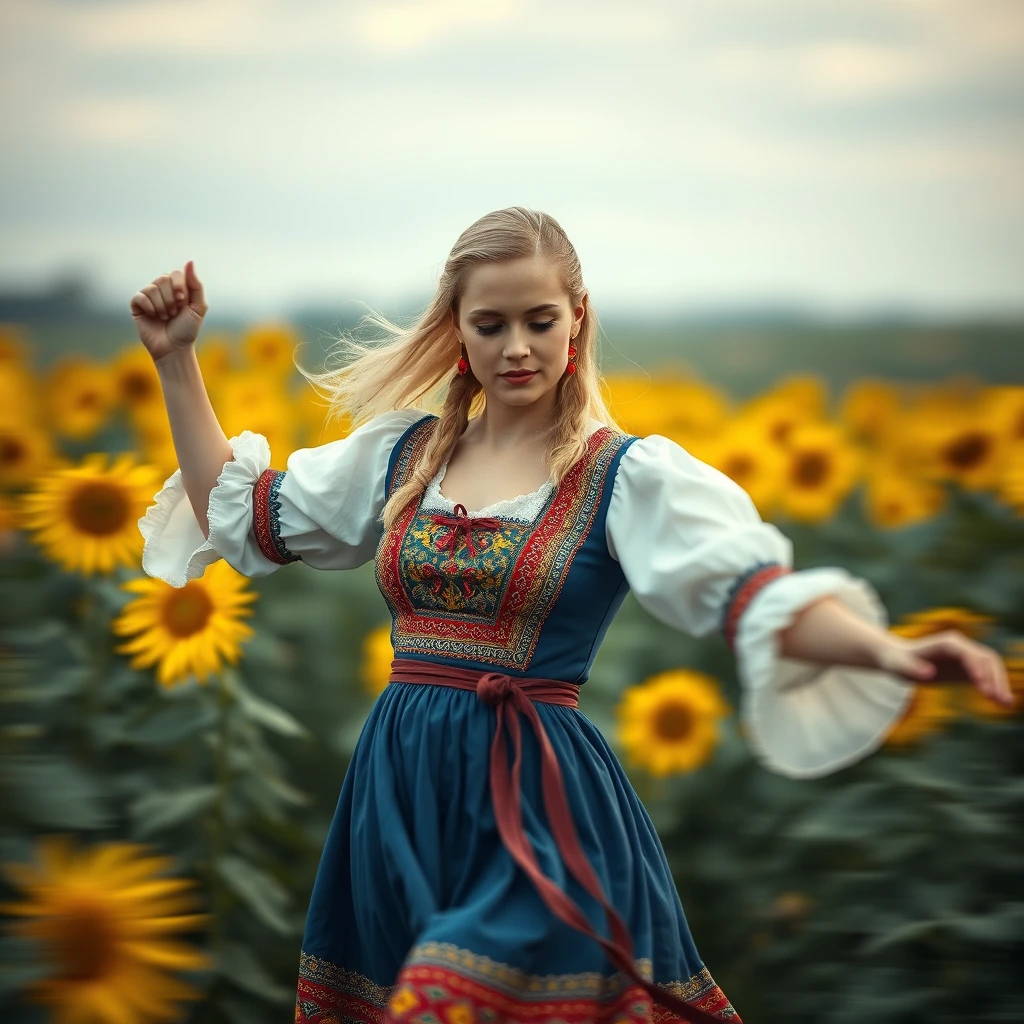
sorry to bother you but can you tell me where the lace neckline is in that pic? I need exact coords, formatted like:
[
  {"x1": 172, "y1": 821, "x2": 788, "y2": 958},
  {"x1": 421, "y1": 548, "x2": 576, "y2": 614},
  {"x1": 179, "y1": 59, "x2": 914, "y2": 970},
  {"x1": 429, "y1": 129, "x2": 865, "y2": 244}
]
[
  {"x1": 424, "y1": 463, "x2": 556, "y2": 520},
  {"x1": 420, "y1": 419, "x2": 605, "y2": 521}
]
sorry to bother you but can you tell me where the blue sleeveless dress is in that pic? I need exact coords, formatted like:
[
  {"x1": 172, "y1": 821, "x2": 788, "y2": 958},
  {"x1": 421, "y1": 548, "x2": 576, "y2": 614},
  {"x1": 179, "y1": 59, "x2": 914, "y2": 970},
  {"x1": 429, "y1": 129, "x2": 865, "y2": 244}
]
[{"x1": 294, "y1": 413, "x2": 740, "y2": 1023}]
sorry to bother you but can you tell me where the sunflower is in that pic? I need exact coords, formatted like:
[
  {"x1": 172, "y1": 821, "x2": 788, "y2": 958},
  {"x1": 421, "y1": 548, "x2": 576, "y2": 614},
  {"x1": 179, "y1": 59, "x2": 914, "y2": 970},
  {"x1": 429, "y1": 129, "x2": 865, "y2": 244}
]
[
  {"x1": 862, "y1": 456, "x2": 946, "y2": 530},
  {"x1": 0, "y1": 420, "x2": 57, "y2": 489},
  {"x1": 0, "y1": 323, "x2": 30, "y2": 364},
  {"x1": 111, "y1": 346, "x2": 163, "y2": 422},
  {"x1": 996, "y1": 438, "x2": 1024, "y2": 516},
  {"x1": 883, "y1": 683, "x2": 957, "y2": 746},
  {"x1": 701, "y1": 418, "x2": 787, "y2": 516},
  {"x1": 839, "y1": 379, "x2": 903, "y2": 448},
  {"x1": 775, "y1": 422, "x2": 863, "y2": 524},
  {"x1": 912, "y1": 402, "x2": 1010, "y2": 492},
  {"x1": 890, "y1": 606, "x2": 994, "y2": 642},
  {"x1": 113, "y1": 560, "x2": 257, "y2": 688},
  {"x1": 360, "y1": 621, "x2": 395, "y2": 697},
  {"x1": 196, "y1": 333, "x2": 237, "y2": 385},
  {"x1": 738, "y1": 389, "x2": 821, "y2": 449},
  {"x1": 615, "y1": 668, "x2": 730, "y2": 777},
  {"x1": 46, "y1": 357, "x2": 117, "y2": 440},
  {"x1": 0, "y1": 835, "x2": 210, "y2": 1024},
  {"x1": 21, "y1": 454, "x2": 158, "y2": 574},
  {"x1": 241, "y1": 322, "x2": 302, "y2": 377},
  {"x1": 0, "y1": 362, "x2": 42, "y2": 427}
]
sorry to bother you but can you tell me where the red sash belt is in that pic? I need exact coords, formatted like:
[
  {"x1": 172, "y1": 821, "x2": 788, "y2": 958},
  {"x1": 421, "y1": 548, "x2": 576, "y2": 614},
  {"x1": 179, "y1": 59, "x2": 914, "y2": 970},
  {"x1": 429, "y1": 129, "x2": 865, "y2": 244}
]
[{"x1": 387, "y1": 657, "x2": 723, "y2": 1024}]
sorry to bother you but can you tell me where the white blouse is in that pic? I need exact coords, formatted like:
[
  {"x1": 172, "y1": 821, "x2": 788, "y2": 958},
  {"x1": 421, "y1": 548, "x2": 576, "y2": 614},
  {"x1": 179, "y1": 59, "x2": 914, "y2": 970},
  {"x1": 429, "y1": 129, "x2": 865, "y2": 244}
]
[{"x1": 139, "y1": 408, "x2": 912, "y2": 780}]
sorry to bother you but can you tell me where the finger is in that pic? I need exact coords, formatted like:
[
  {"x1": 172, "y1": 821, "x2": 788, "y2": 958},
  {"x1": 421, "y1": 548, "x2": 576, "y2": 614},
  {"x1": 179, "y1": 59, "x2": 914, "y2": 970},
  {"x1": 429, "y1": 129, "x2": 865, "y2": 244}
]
[
  {"x1": 156, "y1": 273, "x2": 177, "y2": 312},
  {"x1": 169, "y1": 268, "x2": 187, "y2": 308},
  {"x1": 144, "y1": 283, "x2": 169, "y2": 319},
  {"x1": 990, "y1": 654, "x2": 1014, "y2": 706},
  {"x1": 185, "y1": 259, "x2": 205, "y2": 306},
  {"x1": 129, "y1": 291, "x2": 157, "y2": 318}
]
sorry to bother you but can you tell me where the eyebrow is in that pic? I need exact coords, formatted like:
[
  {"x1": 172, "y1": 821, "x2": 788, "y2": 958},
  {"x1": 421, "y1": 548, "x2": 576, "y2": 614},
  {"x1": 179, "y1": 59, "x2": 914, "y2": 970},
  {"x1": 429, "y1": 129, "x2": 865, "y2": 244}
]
[{"x1": 468, "y1": 303, "x2": 560, "y2": 317}]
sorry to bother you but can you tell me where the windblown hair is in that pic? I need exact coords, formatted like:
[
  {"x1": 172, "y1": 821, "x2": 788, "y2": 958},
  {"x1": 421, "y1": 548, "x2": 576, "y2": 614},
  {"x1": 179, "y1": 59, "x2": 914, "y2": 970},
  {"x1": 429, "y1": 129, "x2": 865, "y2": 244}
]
[{"x1": 296, "y1": 206, "x2": 625, "y2": 532}]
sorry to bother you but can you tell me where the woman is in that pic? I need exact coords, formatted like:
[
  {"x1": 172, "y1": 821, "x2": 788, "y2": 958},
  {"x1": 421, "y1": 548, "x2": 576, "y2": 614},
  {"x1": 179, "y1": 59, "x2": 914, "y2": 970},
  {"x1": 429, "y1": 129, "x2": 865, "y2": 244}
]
[{"x1": 131, "y1": 207, "x2": 1011, "y2": 1024}]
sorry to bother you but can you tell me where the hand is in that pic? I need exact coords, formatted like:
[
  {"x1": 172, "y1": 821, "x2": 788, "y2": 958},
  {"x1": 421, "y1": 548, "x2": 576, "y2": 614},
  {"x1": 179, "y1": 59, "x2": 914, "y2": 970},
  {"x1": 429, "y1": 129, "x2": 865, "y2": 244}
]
[
  {"x1": 129, "y1": 260, "x2": 208, "y2": 364},
  {"x1": 874, "y1": 630, "x2": 1014, "y2": 707}
]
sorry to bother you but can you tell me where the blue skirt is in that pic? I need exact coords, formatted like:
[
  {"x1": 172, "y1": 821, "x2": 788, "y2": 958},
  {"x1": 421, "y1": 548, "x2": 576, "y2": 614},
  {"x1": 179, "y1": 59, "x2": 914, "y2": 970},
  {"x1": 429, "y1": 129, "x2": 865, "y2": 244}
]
[{"x1": 295, "y1": 677, "x2": 740, "y2": 1023}]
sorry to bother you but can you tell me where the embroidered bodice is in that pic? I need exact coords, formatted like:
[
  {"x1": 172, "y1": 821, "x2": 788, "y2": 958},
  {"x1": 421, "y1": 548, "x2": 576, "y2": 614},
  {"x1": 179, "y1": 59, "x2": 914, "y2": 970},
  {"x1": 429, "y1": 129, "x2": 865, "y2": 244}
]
[{"x1": 139, "y1": 406, "x2": 913, "y2": 780}]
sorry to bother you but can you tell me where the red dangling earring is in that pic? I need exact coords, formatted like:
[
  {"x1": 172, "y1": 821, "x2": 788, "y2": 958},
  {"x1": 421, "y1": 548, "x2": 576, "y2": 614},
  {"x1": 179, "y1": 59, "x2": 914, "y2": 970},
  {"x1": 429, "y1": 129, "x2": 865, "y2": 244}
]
[
  {"x1": 565, "y1": 339, "x2": 577, "y2": 375},
  {"x1": 457, "y1": 348, "x2": 469, "y2": 375}
]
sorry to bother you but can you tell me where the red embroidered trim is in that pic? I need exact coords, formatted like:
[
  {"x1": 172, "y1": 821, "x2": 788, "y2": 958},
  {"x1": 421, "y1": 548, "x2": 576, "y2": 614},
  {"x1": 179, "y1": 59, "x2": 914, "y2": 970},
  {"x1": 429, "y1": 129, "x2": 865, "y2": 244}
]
[
  {"x1": 294, "y1": 947, "x2": 741, "y2": 1023},
  {"x1": 721, "y1": 563, "x2": 792, "y2": 652},
  {"x1": 252, "y1": 468, "x2": 300, "y2": 565}
]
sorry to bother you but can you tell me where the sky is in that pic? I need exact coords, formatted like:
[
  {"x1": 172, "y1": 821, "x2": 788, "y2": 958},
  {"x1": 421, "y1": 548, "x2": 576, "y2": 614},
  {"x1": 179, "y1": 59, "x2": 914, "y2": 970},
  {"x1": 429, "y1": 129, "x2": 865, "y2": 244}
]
[{"x1": 1, "y1": 0, "x2": 1022, "y2": 320}]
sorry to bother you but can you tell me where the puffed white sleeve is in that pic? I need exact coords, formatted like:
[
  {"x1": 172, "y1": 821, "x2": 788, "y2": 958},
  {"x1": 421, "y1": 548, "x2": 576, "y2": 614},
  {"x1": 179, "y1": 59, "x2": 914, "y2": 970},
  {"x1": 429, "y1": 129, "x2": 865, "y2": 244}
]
[
  {"x1": 605, "y1": 433, "x2": 913, "y2": 779},
  {"x1": 138, "y1": 407, "x2": 428, "y2": 588}
]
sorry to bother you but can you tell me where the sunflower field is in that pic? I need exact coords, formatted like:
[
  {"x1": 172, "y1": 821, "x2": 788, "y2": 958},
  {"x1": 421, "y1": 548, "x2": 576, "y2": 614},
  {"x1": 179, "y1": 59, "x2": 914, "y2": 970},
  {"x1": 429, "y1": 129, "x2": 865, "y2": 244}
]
[{"x1": 1, "y1": 319, "x2": 1023, "y2": 1024}]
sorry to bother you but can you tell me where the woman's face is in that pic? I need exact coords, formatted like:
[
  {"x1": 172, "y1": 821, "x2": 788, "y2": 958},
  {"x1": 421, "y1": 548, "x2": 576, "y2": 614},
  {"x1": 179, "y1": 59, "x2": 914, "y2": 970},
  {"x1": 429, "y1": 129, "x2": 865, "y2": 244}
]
[{"x1": 453, "y1": 256, "x2": 586, "y2": 411}]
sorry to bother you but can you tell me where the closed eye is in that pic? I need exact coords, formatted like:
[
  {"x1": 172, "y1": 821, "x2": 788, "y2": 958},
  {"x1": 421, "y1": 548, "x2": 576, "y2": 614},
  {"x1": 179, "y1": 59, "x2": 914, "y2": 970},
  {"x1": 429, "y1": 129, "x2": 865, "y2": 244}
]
[{"x1": 476, "y1": 321, "x2": 557, "y2": 336}]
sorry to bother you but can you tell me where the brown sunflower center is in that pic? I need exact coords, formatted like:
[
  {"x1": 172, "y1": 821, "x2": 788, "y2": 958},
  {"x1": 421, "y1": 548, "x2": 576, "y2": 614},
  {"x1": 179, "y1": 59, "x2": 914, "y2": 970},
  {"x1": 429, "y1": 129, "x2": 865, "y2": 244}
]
[
  {"x1": 944, "y1": 432, "x2": 990, "y2": 470},
  {"x1": 725, "y1": 455, "x2": 754, "y2": 482},
  {"x1": 162, "y1": 583, "x2": 214, "y2": 638},
  {"x1": 0, "y1": 436, "x2": 26, "y2": 466},
  {"x1": 653, "y1": 700, "x2": 694, "y2": 741},
  {"x1": 53, "y1": 900, "x2": 119, "y2": 981},
  {"x1": 793, "y1": 450, "x2": 829, "y2": 487},
  {"x1": 76, "y1": 389, "x2": 101, "y2": 410},
  {"x1": 123, "y1": 371, "x2": 156, "y2": 402},
  {"x1": 67, "y1": 482, "x2": 130, "y2": 536}
]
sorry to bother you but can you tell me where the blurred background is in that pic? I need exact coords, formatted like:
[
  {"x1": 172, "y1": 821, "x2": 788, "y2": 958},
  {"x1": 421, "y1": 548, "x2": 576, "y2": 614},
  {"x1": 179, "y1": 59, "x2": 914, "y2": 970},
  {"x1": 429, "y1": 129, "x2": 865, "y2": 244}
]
[{"x1": 1, "y1": 2, "x2": 1022, "y2": 1022}]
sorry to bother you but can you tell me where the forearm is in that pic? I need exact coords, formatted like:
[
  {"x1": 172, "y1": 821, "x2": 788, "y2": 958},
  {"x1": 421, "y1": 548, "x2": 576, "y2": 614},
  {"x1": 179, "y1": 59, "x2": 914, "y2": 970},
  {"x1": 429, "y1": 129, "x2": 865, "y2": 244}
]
[
  {"x1": 154, "y1": 347, "x2": 234, "y2": 538},
  {"x1": 777, "y1": 594, "x2": 900, "y2": 669}
]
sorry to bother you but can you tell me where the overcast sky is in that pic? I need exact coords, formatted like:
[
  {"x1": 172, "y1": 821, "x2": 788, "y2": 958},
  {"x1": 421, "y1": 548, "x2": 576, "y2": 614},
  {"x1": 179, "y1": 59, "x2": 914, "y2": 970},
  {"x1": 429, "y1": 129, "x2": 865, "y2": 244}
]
[{"x1": 1, "y1": 0, "x2": 1022, "y2": 319}]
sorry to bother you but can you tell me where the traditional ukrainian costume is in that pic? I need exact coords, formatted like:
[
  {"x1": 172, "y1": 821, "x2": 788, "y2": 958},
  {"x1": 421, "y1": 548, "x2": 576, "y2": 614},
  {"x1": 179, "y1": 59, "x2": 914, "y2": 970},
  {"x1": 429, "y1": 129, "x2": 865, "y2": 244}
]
[{"x1": 140, "y1": 407, "x2": 912, "y2": 1024}]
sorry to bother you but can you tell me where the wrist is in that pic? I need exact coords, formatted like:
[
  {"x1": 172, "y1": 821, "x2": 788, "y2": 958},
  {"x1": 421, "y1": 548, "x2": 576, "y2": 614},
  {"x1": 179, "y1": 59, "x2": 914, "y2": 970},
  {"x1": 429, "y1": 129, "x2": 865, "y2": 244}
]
[{"x1": 153, "y1": 346, "x2": 200, "y2": 380}]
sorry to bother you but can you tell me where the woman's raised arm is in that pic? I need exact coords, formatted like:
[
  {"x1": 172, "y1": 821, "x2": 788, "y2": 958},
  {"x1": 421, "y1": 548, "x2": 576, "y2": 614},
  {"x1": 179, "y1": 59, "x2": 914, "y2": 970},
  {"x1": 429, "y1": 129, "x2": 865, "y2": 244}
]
[{"x1": 129, "y1": 260, "x2": 232, "y2": 537}]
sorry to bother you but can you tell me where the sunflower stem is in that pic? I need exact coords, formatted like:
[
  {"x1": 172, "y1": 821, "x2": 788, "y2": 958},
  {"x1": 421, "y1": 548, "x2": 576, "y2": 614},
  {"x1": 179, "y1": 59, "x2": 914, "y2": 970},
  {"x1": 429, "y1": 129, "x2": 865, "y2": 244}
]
[{"x1": 206, "y1": 668, "x2": 235, "y2": 951}]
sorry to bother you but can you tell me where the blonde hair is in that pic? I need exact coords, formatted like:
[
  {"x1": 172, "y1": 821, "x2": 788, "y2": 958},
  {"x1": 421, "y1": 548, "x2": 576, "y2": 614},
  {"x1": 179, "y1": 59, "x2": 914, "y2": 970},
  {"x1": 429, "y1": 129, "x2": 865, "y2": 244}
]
[{"x1": 296, "y1": 206, "x2": 625, "y2": 532}]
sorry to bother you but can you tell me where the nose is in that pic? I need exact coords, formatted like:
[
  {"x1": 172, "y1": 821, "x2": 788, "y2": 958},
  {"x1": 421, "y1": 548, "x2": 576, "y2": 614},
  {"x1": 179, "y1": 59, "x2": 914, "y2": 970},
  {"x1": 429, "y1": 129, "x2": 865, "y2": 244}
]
[{"x1": 502, "y1": 325, "x2": 532, "y2": 360}]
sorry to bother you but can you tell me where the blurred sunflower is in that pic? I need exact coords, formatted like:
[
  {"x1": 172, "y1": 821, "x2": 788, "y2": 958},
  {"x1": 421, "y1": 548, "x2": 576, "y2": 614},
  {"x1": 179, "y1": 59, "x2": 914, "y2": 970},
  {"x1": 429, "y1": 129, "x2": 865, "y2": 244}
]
[
  {"x1": 46, "y1": 357, "x2": 117, "y2": 440},
  {"x1": 997, "y1": 439, "x2": 1024, "y2": 515},
  {"x1": 775, "y1": 422, "x2": 863, "y2": 524},
  {"x1": 771, "y1": 374, "x2": 830, "y2": 421},
  {"x1": 21, "y1": 454, "x2": 158, "y2": 574},
  {"x1": 738, "y1": 387, "x2": 822, "y2": 449},
  {"x1": 0, "y1": 362, "x2": 42, "y2": 426},
  {"x1": 0, "y1": 835, "x2": 210, "y2": 1024},
  {"x1": 241, "y1": 322, "x2": 302, "y2": 377},
  {"x1": 701, "y1": 418, "x2": 787, "y2": 515},
  {"x1": 0, "y1": 493, "x2": 19, "y2": 550},
  {"x1": 615, "y1": 668, "x2": 730, "y2": 777},
  {"x1": 111, "y1": 346, "x2": 163, "y2": 423},
  {"x1": 889, "y1": 607, "x2": 994, "y2": 641},
  {"x1": 0, "y1": 323, "x2": 30, "y2": 365},
  {"x1": 648, "y1": 373, "x2": 731, "y2": 447},
  {"x1": 113, "y1": 560, "x2": 257, "y2": 688},
  {"x1": 839, "y1": 379, "x2": 902, "y2": 448},
  {"x1": 0, "y1": 421, "x2": 57, "y2": 489},
  {"x1": 981, "y1": 385, "x2": 1024, "y2": 444},
  {"x1": 360, "y1": 621, "x2": 395, "y2": 697},
  {"x1": 912, "y1": 398, "x2": 1009, "y2": 492},
  {"x1": 196, "y1": 333, "x2": 236, "y2": 386},
  {"x1": 862, "y1": 454, "x2": 946, "y2": 530},
  {"x1": 883, "y1": 684, "x2": 957, "y2": 746},
  {"x1": 296, "y1": 391, "x2": 353, "y2": 446}
]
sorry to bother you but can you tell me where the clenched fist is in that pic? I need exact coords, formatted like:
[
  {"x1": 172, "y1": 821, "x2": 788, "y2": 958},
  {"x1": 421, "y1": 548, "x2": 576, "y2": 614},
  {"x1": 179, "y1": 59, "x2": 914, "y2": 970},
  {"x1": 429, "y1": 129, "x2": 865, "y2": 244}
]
[{"x1": 129, "y1": 260, "x2": 208, "y2": 364}]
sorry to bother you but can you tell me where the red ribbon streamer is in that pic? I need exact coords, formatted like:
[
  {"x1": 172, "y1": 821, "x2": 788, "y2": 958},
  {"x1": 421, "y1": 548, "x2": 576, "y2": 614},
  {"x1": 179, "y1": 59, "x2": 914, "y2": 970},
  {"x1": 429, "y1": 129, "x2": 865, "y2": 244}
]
[{"x1": 387, "y1": 657, "x2": 724, "y2": 1024}]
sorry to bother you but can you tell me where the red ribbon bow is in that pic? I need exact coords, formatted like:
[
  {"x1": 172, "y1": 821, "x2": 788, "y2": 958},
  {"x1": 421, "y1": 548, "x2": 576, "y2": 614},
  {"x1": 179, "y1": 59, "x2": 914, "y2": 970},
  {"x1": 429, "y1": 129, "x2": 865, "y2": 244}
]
[{"x1": 429, "y1": 502, "x2": 501, "y2": 557}]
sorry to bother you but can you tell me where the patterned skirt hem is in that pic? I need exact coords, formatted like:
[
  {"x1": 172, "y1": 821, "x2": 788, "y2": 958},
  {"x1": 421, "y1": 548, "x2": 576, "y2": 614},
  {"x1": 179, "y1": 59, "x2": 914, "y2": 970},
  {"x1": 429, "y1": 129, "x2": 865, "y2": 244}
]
[{"x1": 295, "y1": 942, "x2": 740, "y2": 1023}]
